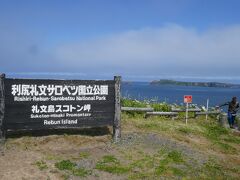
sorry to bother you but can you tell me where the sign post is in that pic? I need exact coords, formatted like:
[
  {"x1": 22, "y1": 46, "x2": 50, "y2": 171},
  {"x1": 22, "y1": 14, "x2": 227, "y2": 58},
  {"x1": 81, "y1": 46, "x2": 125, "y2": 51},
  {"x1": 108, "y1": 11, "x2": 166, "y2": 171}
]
[
  {"x1": 0, "y1": 74, "x2": 121, "y2": 142},
  {"x1": 184, "y1": 95, "x2": 192, "y2": 124},
  {"x1": 113, "y1": 76, "x2": 121, "y2": 142},
  {"x1": 0, "y1": 74, "x2": 5, "y2": 140}
]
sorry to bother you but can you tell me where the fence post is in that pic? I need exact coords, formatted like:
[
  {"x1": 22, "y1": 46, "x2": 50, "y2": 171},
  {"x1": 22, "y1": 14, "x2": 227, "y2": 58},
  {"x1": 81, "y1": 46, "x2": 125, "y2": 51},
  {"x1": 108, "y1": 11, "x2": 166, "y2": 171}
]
[
  {"x1": 0, "y1": 73, "x2": 5, "y2": 140},
  {"x1": 113, "y1": 76, "x2": 121, "y2": 142},
  {"x1": 219, "y1": 113, "x2": 229, "y2": 128}
]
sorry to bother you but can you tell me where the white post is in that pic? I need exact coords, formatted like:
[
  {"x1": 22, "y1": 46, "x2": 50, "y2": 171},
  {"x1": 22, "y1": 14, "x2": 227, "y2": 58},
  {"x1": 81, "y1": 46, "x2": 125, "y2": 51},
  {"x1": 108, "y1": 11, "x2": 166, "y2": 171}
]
[
  {"x1": 206, "y1": 99, "x2": 209, "y2": 120},
  {"x1": 186, "y1": 103, "x2": 188, "y2": 124}
]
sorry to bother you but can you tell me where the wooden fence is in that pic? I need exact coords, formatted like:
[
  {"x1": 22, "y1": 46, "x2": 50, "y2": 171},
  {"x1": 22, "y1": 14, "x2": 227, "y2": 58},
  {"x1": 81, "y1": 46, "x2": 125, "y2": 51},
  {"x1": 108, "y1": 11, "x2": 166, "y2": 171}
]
[{"x1": 121, "y1": 106, "x2": 220, "y2": 119}]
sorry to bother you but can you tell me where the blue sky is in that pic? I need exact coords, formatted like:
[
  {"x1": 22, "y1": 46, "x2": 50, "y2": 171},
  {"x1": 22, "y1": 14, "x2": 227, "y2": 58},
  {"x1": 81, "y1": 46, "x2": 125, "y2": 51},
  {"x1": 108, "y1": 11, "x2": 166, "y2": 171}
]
[{"x1": 1, "y1": 0, "x2": 240, "y2": 81}]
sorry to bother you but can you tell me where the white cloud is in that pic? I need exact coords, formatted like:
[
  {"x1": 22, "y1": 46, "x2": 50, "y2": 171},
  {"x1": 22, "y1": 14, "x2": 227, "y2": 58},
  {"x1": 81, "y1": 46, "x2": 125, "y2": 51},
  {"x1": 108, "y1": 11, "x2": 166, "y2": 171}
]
[
  {"x1": 54, "y1": 24, "x2": 240, "y2": 76},
  {"x1": 1, "y1": 24, "x2": 240, "y2": 79}
]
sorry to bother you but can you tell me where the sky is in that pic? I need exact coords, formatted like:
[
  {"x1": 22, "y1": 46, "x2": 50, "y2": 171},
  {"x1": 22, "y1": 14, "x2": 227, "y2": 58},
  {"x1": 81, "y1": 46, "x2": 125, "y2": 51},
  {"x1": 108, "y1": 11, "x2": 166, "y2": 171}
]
[{"x1": 1, "y1": 0, "x2": 240, "y2": 81}]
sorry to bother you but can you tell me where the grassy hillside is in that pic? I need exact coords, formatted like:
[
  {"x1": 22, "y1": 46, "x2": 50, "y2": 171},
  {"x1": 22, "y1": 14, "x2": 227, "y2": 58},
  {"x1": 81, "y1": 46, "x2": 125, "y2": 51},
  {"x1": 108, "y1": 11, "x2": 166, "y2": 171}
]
[{"x1": 0, "y1": 100, "x2": 239, "y2": 179}]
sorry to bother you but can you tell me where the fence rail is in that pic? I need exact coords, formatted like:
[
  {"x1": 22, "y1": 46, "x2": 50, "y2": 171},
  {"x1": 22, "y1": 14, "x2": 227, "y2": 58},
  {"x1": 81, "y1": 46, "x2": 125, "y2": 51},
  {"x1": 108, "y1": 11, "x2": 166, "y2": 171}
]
[
  {"x1": 121, "y1": 106, "x2": 220, "y2": 119},
  {"x1": 171, "y1": 108, "x2": 201, "y2": 112},
  {"x1": 195, "y1": 111, "x2": 220, "y2": 116},
  {"x1": 121, "y1": 107, "x2": 154, "y2": 112},
  {"x1": 145, "y1": 112, "x2": 178, "y2": 119}
]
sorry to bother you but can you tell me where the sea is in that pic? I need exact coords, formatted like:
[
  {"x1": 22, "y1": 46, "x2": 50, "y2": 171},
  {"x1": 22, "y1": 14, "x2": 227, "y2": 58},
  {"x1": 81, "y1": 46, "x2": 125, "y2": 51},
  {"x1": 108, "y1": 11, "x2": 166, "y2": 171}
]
[{"x1": 122, "y1": 82, "x2": 240, "y2": 107}]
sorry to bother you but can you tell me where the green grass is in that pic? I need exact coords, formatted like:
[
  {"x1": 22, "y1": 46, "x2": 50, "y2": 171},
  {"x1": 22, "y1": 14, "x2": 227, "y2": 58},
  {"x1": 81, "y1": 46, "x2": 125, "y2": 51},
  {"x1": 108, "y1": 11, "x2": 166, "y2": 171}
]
[
  {"x1": 120, "y1": 147, "x2": 234, "y2": 179},
  {"x1": 214, "y1": 142, "x2": 237, "y2": 153},
  {"x1": 122, "y1": 112, "x2": 240, "y2": 178},
  {"x1": 178, "y1": 111, "x2": 196, "y2": 119},
  {"x1": 200, "y1": 158, "x2": 224, "y2": 178},
  {"x1": 55, "y1": 159, "x2": 91, "y2": 177},
  {"x1": 128, "y1": 149, "x2": 187, "y2": 179},
  {"x1": 171, "y1": 167, "x2": 186, "y2": 176},
  {"x1": 124, "y1": 111, "x2": 240, "y2": 153},
  {"x1": 223, "y1": 136, "x2": 240, "y2": 144},
  {"x1": 201, "y1": 121, "x2": 239, "y2": 153},
  {"x1": 150, "y1": 102, "x2": 171, "y2": 112},
  {"x1": 100, "y1": 155, "x2": 119, "y2": 163},
  {"x1": 121, "y1": 98, "x2": 147, "y2": 108},
  {"x1": 96, "y1": 155, "x2": 130, "y2": 174},
  {"x1": 55, "y1": 160, "x2": 76, "y2": 171},
  {"x1": 167, "y1": 150, "x2": 184, "y2": 163},
  {"x1": 121, "y1": 99, "x2": 171, "y2": 117},
  {"x1": 155, "y1": 164, "x2": 167, "y2": 175},
  {"x1": 79, "y1": 151, "x2": 90, "y2": 159},
  {"x1": 35, "y1": 160, "x2": 48, "y2": 170},
  {"x1": 72, "y1": 168, "x2": 92, "y2": 177},
  {"x1": 96, "y1": 148, "x2": 188, "y2": 179},
  {"x1": 154, "y1": 150, "x2": 185, "y2": 176},
  {"x1": 45, "y1": 154, "x2": 63, "y2": 161},
  {"x1": 177, "y1": 126, "x2": 192, "y2": 134},
  {"x1": 203, "y1": 122, "x2": 229, "y2": 141},
  {"x1": 137, "y1": 120, "x2": 170, "y2": 132}
]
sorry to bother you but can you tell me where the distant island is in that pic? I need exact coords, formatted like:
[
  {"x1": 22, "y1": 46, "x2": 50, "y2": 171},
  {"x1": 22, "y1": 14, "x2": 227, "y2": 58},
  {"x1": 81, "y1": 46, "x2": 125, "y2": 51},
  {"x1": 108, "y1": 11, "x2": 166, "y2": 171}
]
[{"x1": 150, "y1": 79, "x2": 240, "y2": 88}]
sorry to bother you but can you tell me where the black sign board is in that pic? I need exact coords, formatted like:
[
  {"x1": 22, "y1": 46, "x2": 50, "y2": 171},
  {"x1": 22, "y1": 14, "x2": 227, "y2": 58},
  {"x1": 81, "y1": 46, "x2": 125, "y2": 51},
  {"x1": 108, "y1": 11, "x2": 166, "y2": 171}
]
[{"x1": 0, "y1": 75, "x2": 121, "y2": 141}]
